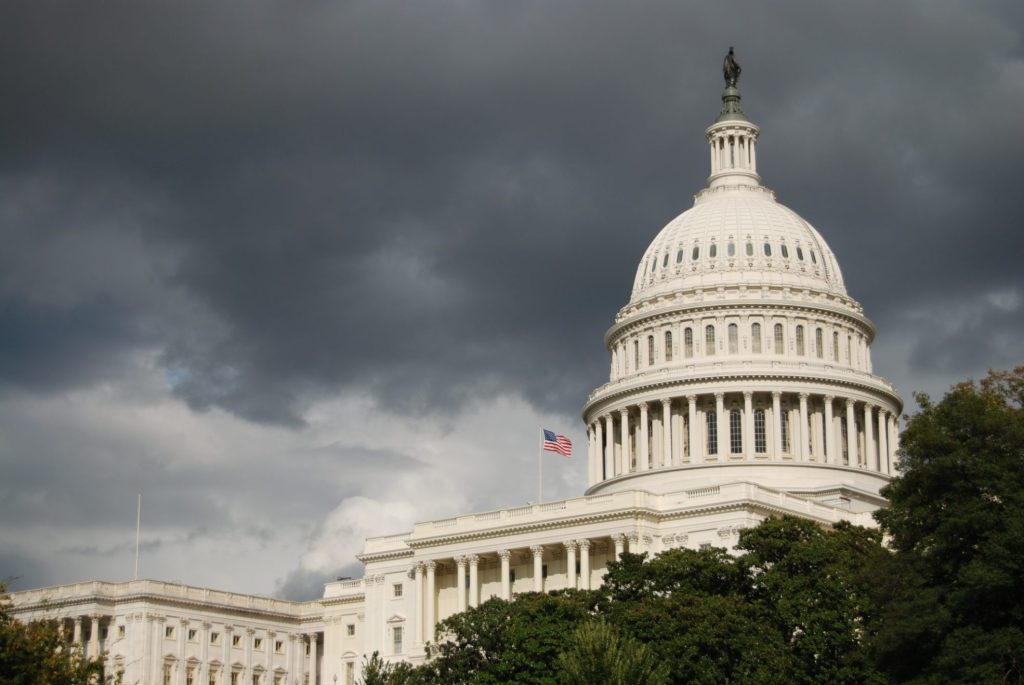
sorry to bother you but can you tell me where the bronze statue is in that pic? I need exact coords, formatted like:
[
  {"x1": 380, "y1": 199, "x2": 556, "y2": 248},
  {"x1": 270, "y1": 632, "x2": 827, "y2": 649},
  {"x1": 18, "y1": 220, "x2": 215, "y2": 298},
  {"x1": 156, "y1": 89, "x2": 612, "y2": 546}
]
[{"x1": 723, "y1": 47, "x2": 741, "y2": 87}]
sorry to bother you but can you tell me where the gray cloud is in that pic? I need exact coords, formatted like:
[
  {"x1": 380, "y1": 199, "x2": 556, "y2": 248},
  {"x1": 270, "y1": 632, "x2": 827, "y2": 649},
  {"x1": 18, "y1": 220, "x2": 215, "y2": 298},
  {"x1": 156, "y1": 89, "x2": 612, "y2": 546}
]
[{"x1": 2, "y1": 0, "x2": 1023, "y2": 597}]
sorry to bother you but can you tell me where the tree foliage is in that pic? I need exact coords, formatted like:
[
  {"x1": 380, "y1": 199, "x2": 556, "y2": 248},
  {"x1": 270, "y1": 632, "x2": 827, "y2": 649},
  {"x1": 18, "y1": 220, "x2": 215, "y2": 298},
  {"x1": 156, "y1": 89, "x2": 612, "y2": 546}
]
[
  {"x1": 874, "y1": 367, "x2": 1024, "y2": 684},
  {"x1": 0, "y1": 584, "x2": 111, "y2": 685},
  {"x1": 556, "y1": 619, "x2": 669, "y2": 685}
]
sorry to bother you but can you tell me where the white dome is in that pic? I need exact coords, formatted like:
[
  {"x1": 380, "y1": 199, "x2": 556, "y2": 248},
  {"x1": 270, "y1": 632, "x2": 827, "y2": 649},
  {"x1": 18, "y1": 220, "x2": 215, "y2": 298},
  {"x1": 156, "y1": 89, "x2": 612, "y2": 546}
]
[{"x1": 630, "y1": 185, "x2": 846, "y2": 305}]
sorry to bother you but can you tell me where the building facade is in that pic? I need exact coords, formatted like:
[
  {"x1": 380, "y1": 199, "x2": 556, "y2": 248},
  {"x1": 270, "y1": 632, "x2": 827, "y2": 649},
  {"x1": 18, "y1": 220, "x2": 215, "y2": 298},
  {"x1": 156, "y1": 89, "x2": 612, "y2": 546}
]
[{"x1": 8, "y1": 72, "x2": 901, "y2": 685}]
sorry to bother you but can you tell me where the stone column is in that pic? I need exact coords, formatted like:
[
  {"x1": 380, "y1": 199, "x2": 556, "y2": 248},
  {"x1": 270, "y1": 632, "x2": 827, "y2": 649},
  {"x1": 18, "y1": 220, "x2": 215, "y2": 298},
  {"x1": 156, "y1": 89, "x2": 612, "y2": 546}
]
[
  {"x1": 743, "y1": 392, "x2": 754, "y2": 460},
  {"x1": 661, "y1": 399, "x2": 672, "y2": 468},
  {"x1": 177, "y1": 619, "x2": 187, "y2": 685},
  {"x1": 468, "y1": 555, "x2": 480, "y2": 608},
  {"x1": 687, "y1": 396, "x2": 700, "y2": 463},
  {"x1": 626, "y1": 532, "x2": 640, "y2": 555},
  {"x1": 578, "y1": 540, "x2": 591, "y2": 591},
  {"x1": 619, "y1": 408, "x2": 631, "y2": 473},
  {"x1": 638, "y1": 403, "x2": 649, "y2": 470},
  {"x1": 602, "y1": 415, "x2": 613, "y2": 478},
  {"x1": 425, "y1": 561, "x2": 436, "y2": 642},
  {"x1": 286, "y1": 634, "x2": 297, "y2": 685},
  {"x1": 772, "y1": 392, "x2": 783, "y2": 458},
  {"x1": 200, "y1": 622, "x2": 211, "y2": 685},
  {"x1": 152, "y1": 617, "x2": 165, "y2": 685},
  {"x1": 798, "y1": 393, "x2": 810, "y2": 462},
  {"x1": 563, "y1": 541, "x2": 578, "y2": 590},
  {"x1": 878, "y1": 410, "x2": 889, "y2": 475},
  {"x1": 307, "y1": 633, "x2": 318, "y2": 685},
  {"x1": 531, "y1": 546, "x2": 544, "y2": 592},
  {"x1": 244, "y1": 628, "x2": 255, "y2": 685},
  {"x1": 499, "y1": 550, "x2": 511, "y2": 600},
  {"x1": 845, "y1": 399, "x2": 857, "y2": 466},
  {"x1": 611, "y1": 533, "x2": 625, "y2": 560},
  {"x1": 73, "y1": 616, "x2": 83, "y2": 648},
  {"x1": 714, "y1": 393, "x2": 726, "y2": 458},
  {"x1": 594, "y1": 420, "x2": 604, "y2": 481},
  {"x1": 414, "y1": 563, "x2": 424, "y2": 645},
  {"x1": 824, "y1": 396, "x2": 836, "y2": 464},
  {"x1": 221, "y1": 625, "x2": 232, "y2": 684},
  {"x1": 88, "y1": 614, "x2": 102, "y2": 660},
  {"x1": 865, "y1": 404, "x2": 877, "y2": 471},
  {"x1": 265, "y1": 631, "x2": 275, "y2": 684},
  {"x1": 455, "y1": 556, "x2": 467, "y2": 612}
]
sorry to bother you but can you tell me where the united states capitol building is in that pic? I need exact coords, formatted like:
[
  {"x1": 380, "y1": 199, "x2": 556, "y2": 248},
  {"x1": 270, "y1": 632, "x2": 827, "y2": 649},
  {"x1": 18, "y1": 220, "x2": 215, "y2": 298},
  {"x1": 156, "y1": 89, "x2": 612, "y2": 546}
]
[{"x1": 9, "y1": 62, "x2": 902, "y2": 685}]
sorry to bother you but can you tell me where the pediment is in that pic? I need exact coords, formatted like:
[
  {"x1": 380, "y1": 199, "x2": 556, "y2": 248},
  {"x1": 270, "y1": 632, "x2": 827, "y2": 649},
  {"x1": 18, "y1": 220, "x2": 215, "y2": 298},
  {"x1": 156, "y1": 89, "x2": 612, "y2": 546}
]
[{"x1": 385, "y1": 613, "x2": 406, "y2": 624}]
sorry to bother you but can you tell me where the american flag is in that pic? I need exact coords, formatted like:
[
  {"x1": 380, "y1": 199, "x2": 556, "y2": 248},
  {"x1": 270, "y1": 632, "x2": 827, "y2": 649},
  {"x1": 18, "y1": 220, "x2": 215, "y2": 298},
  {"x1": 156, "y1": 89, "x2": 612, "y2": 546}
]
[{"x1": 542, "y1": 429, "x2": 572, "y2": 457}]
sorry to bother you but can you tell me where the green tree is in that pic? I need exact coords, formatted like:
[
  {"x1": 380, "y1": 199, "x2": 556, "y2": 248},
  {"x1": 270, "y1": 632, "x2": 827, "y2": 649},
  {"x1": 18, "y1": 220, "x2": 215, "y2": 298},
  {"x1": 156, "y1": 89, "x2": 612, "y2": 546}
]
[
  {"x1": 874, "y1": 368, "x2": 1024, "y2": 684},
  {"x1": 357, "y1": 650, "x2": 423, "y2": 685},
  {"x1": 0, "y1": 583, "x2": 112, "y2": 685},
  {"x1": 556, "y1": 619, "x2": 669, "y2": 685}
]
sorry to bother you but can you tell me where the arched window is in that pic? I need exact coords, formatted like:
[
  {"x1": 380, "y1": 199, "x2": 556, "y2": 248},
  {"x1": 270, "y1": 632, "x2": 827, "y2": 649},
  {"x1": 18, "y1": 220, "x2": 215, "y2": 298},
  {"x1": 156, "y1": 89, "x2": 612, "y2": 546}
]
[
  {"x1": 648, "y1": 335, "x2": 655, "y2": 365},
  {"x1": 706, "y1": 411, "x2": 718, "y2": 455},
  {"x1": 662, "y1": 253, "x2": 669, "y2": 268},
  {"x1": 730, "y1": 409, "x2": 742, "y2": 453},
  {"x1": 705, "y1": 325, "x2": 716, "y2": 356},
  {"x1": 774, "y1": 323, "x2": 785, "y2": 353},
  {"x1": 709, "y1": 243, "x2": 717, "y2": 258},
  {"x1": 676, "y1": 249, "x2": 684, "y2": 263},
  {"x1": 727, "y1": 241, "x2": 735, "y2": 257},
  {"x1": 846, "y1": 335, "x2": 852, "y2": 364},
  {"x1": 685, "y1": 328, "x2": 694, "y2": 357},
  {"x1": 633, "y1": 339, "x2": 639, "y2": 369},
  {"x1": 781, "y1": 409, "x2": 791, "y2": 453},
  {"x1": 728, "y1": 323, "x2": 738, "y2": 354},
  {"x1": 692, "y1": 246, "x2": 700, "y2": 261},
  {"x1": 815, "y1": 328, "x2": 823, "y2": 359},
  {"x1": 754, "y1": 408, "x2": 767, "y2": 453},
  {"x1": 833, "y1": 331, "x2": 840, "y2": 362},
  {"x1": 796, "y1": 246, "x2": 804, "y2": 261},
  {"x1": 751, "y1": 322, "x2": 762, "y2": 353},
  {"x1": 796, "y1": 325, "x2": 805, "y2": 356},
  {"x1": 621, "y1": 342, "x2": 628, "y2": 373},
  {"x1": 650, "y1": 258, "x2": 656, "y2": 273},
  {"x1": 781, "y1": 244, "x2": 789, "y2": 259},
  {"x1": 746, "y1": 241, "x2": 754, "y2": 256},
  {"x1": 764, "y1": 242, "x2": 772, "y2": 257},
  {"x1": 810, "y1": 250, "x2": 818, "y2": 264},
  {"x1": 664, "y1": 331, "x2": 673, "y2": 362}
]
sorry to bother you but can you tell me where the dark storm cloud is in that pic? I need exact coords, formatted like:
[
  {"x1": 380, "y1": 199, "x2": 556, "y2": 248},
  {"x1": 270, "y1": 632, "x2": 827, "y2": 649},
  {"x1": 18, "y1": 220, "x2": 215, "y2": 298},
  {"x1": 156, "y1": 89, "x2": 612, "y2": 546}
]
[{"x1": 1, "y1": 0, "x2": 1022, "y2": 419}]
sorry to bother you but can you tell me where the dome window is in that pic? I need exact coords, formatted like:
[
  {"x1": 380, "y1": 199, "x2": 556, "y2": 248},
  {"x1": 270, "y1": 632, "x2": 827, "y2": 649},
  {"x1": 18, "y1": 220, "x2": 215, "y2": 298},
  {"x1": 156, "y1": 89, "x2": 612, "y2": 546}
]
[
  {"x1": 664, "y1": 331, "x2": 673, "y2": 362},
  {"x1": 781, "y1": 244, "x2": 790, "y2": 259},
  {"x1": 796, "y1": 246, "x2": 804, "y2": 261},
  {"x1": 730, "y1": 409, "x2": 743, "y2": 454},
  {"x1": 709, "y1": 243, "x2": 717, "y2": 258},
  {"x1": 650, "y1": 258, "x2": 657, "y2": 273},
  {"x1": 796, "y1": 325, "x2": 805, "y2": 355},
  {"x1": 763, "y1": 242, "x2": 772, "y2": 257},
  {"x1": 728, "y1": 323, "x2": 738, "y2": 354},
  {"x1": 754, "y1": 409, "x2": 767, "y2": 453},
  {"x1": 746, "y1": 242, "x2": 754, "y2": 256},
  {"x1": 727, "y1": 242, "x2": 736, "y2": 257},
  {"x1": 815, "y1": 328, "x2": 824, "y2": 359},
  {"x1": 774, "y1": 323, "x2": 784, "y2": 353},
  {"x1": 676, "y1": 249, "x2": 684, "y2": 264},
  {"x1": 810, "y1": 250, "x2": 818, "y2": 265},
  {"x1": 705, "y1": 325, "x2": 716, "y2": 356},
  {"x1": 684, "y1": 327, "x2": 693, "y2": 358},
  {"x1": 706, "y1": 411, "x2": 718, "y2": 455},
  {"x1": 662, "y1": 253, "x2": 669, "y2": 268},
  {"x1": 692, "y1": 246, "x2": 700, "y2": 261},
  {"x1": 751, "y1": 322, "x2": 762, "y2": 353}
]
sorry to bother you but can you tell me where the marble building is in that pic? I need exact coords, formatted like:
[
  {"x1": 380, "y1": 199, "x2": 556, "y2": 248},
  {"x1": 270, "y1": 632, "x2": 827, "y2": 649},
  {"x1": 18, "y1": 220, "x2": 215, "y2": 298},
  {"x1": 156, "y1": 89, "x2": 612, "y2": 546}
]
[{"x1": 8, "y1": 66, "x2": 901, "y2": 685}]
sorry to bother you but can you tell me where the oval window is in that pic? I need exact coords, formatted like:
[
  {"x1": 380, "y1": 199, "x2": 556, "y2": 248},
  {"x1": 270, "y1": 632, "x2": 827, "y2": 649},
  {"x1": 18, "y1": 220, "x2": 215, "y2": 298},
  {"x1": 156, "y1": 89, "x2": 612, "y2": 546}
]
[
  {"x1": 650, "y1": 258, "x2": 656, "y2": 273},
  {"x1": 810, "y1": 250, "x2": 817, "y2": 264},
  {"x1": 796, "y1": 246, "x2": 804, "y2": 261},
  {"x1": 727, "y1": 242, "x2": 735, "y2": 257},
  {"x1": 746, "y1": 242, "x2": 754, "y2": 256},
  {"x1": 781, "y1": 244, "x2": 789, "y2": 259},
  {"x1": 709, "y1": 243, "x2": 717, "y2": 258},
  {"x1": 764, "y1": 242, "x2": 772, "y2": 257},
  {"x1": 676, "y1": 249, "x2": 684, "y2": 263},
  {"x1": 662, "y1": 253, "x2": 669, "y2": 268},
  {"x1": 692, "y1": 246, "x2": 700, "y2": 260}
]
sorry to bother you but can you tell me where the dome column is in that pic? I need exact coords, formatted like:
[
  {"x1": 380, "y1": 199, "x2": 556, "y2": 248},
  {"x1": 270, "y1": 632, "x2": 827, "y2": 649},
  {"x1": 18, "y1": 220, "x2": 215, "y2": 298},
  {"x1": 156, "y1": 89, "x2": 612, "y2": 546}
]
[
  {"x1": 687, "y1": 396, "x2": 701, "y2": 463},
  {"x1": 743, "y1": 392, "x2": 754, "y2": 460},
  {"x1": 661, "y1": 399, "x2": 672, "y2": 468},
  {"x1": 455, "y1": 556, "x2": 467, "y2": 612},
  {"x1": 715, "y1": 394, "x2": 726, "y2": 459},
  {"x1": 602, "y1": 415, "x2": 614, "y2": 478},
  {"x1": 499, "y1": 550, "x2": 511, "y2": 600},
  {"x1": 877, "y1": 410, "x2": 889, "y2": 475},
  {"x1": 845, "y1": 399, "x2": 857, "y2": 466},
  {"x1": 771, "y1": 392, "x2": 783, "y2": 458},
  {"x1": 824, "y1": 396, "x2": 836, "y2": 464},
  {"x1": 619, "y1": 409, "x2": 631, "y2": 474},
  {"x1": 865, "y1": 404, "x2": 877, "y2": 471},
  {"x1": 798, "y1": 394, "x2": 810, "y2": 462},
  {"x1": 638, "y1": 403, "x2": 650, "y2": 471}
]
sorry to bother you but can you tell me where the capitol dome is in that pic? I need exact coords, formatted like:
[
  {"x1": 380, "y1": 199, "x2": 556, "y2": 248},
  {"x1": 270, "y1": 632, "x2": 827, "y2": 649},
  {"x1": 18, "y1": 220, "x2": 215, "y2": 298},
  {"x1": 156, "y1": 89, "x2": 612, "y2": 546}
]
[{"x1": 581, "y1": 74, "x2": 902, "y2": 507}]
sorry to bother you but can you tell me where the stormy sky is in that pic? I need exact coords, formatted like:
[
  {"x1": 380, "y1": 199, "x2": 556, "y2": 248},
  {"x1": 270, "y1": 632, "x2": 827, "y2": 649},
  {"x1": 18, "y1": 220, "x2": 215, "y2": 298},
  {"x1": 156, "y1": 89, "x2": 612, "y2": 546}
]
[{"x1": 1, "y1": 1, "x2": 1022, "y2": 600}]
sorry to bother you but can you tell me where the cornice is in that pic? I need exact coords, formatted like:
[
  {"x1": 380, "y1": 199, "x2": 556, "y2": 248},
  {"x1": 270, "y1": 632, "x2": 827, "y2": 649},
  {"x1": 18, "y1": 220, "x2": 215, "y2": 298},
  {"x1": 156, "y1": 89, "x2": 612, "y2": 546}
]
[
  {"x1": 356, "y1": 549, "x2": 414, "y2": 565},
  {"x1": 320, "y1": 594, "x2": 365, "y2": 608}
]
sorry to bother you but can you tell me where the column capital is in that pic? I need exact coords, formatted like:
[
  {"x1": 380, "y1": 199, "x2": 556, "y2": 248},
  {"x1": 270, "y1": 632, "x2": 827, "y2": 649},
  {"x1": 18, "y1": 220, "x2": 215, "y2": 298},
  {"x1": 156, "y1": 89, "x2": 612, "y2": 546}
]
[
  {"x1": 798, "y1": 392, "x2": 809, "y2": 400},
  {"x1": 424, "y1": 559, "x2": 436, "y2": 571},
  {"x1": 610, "y1": 533, "x2": 626, "y2": 544},
  {"x1": 660, "y1": 397, "x2": 671, "y2": 406},
  {"x1": 454, "y1": 555, "x2": 467, "y2": 568},
  {"x1": 637, "y1": 401, "x2": 648, "y2": 410},
  {"x1": 864, "y1": 402, "x2": 876, "y2": 411},
  {"x1": 266, "y1": 630, "x2": 277, "y2": 639},
  {"x1": 743, "y1": 391, "x2": 753, "y2": 400},
  {"x1": 576, "y1": 538, "x2": 591, "y2": 550},
  {"x1": 625, "y1": 531, "x2": 640, "y2": 544},
  {"x1": 562, "y1": 540, "x2": 578, "y2": 552},
  {"x1": 530, "y1": 545, "x2": 544, "y2": 557},
  {"x1": 466, "y1": 554, "x2": 479, "y2": 565},
  {"x1": 824, "y1": 394, "x2": 834, "y2": 402},
  {"x1": 846, "y1": 397, "x2": 855, "y2": 408},
  {"x1": 771, "y1": 391, "x2": 782, "y2": 399},
  {"x1": 178, "y1": 617, "x2": 190, "y2": 626},
  {"x1": 223, "y1": 624, "x2": 234, "y2": 633},
  {"x1": 414, "y1": 561, "x2": 425, "y2": 573},
  {"x1": 714, "y1": 392, "x2": 724, "y2": 401},
  {"x1": 498, "y1": 549, "x2": 512, "y2": 561},
  {"x1": 686, "y1": 394, "x2": 697, "y2": 403},
  {"x1": 245, "y1": 627, "x2": 256, "y2": 636},
  {"x1": 619, "y1": 407, "x2": 629, "y2": 417},
  {"x1": 601, "y1": 413, "x2": 612, "y2": 422},
  {"x1": 202, "y1": 621, "x2": 212, "y2": 630}
]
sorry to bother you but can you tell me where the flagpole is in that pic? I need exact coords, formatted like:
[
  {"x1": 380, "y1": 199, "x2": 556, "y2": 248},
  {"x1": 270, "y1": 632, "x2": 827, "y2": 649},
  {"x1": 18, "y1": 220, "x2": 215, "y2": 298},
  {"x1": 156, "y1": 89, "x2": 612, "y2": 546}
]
[
  {"x1": 134, "y1": 493, "x2": 141, "y2": 580},
  {"x1": 538, "y1": 427, "x2": 543, "y2": 503}
]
